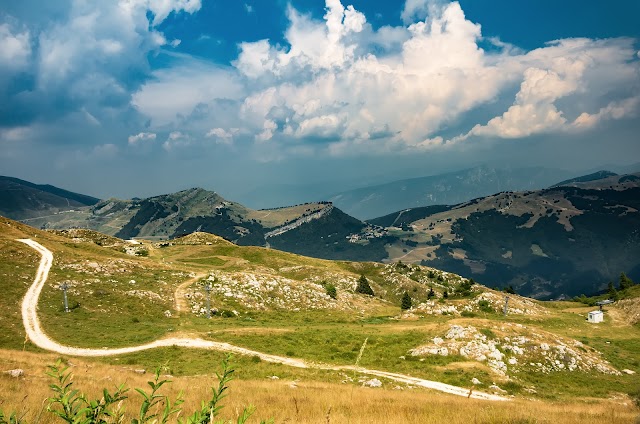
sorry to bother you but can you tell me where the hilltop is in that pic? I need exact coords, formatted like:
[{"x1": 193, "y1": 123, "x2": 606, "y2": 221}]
[
  {"x1": 0, "y1": 176, "x2": 99, "y2": 220},
  {"x1": 22, "y1": 187, "x2": 392, "y2": 261}
]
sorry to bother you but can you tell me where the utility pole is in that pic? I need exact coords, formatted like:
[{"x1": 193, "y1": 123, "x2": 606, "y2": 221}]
[
  {"x1": 205, "y1": 282, "x2": 212, "y2": 319},
  {"x1": 61, "y1": 282, "x2": 70, "y2": 313},
  {"x1": 503, "y1": 295, "x2": 510, "y2": 316}
]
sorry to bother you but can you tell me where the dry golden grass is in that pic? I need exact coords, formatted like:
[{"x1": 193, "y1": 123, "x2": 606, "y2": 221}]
[
  {"x1": 1, "y1": 350, "x2": 638, "y2": 424},
  {"x1": 246, "y1": 203, "x2": 327, "y2": 228}
]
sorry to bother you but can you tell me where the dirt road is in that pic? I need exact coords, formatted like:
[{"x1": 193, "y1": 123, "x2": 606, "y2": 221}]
[{"x1": 17, "y1": 238, "x2": 508, "y2": 401}]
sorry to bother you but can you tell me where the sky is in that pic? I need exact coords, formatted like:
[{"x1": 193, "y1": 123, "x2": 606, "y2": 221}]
[{"x1": 1, "y1": 0, "x2": 639, "y2": 205}]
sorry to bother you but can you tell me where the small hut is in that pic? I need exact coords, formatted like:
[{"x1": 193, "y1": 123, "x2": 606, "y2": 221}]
[{"x1": 587, "y1": 310, "x2": 603, "y2": 323}]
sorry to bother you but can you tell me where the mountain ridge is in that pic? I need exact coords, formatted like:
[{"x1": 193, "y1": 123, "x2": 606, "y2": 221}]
[
  {"x1": 328, "y1": 166, "x2": 576, "y2": 219},
  {"x1": 0, "y1": 176, "x2": 100, "y2": 220},
  {"x1": 5, "y1": 172, "x2": 640, "y2": 299}
]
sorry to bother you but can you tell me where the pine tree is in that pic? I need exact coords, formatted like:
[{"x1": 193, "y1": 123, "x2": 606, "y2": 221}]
[
  {"x1": 401, "y1": 291, "x2": 412, "y2": 310},
  {"x1": 619, "y1": 272, "x2": 634, "y2": 291},
  {"x1": 427, "y1": 287, "x2": 435, "y2": 299},
  {"x1": 356, "y1": 275, "x2": 374, "y2": 296},
  {"x1": 443, "y1": 290, "x2": 448, "y2": 299}
]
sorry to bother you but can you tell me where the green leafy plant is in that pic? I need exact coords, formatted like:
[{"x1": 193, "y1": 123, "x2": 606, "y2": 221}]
[
  {"x1": 132, "y1": 366, "x2": 182, "y2": 424},
  {"x1": 4, "y1": 355, "x2": 271, "y2": 424},
  {"x1": 46, "y1": 360, "x2": 128, "y2": 424},
  {"x1": 0, "y1": 410, "x2": 24, "y2": 424}
]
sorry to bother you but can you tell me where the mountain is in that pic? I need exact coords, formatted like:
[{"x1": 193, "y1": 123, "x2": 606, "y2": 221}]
[
  {"x1": 376, "y1": 172, "x2": 640, "y2": 299},
  {"x1": 10, "y1": 173, "x2": 640, "y2": 299},
  {"x1": 550, "y1": 170, "x2": 618, "y2": 188},
  {"x1": 328, "y1": 166, "x2": 575, "y2": 220},
  {"x1": 24, "y1": 187, "x2": 394, "y2": 262},
  {"x1": 0, "y1": 176, "x2": 100, "y2": 220}
]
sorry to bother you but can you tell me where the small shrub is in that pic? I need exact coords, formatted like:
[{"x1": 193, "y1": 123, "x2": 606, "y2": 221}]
[
  {"x1": 503, "y1": 285, "x2": 516, "y2": 294},
  {"x1": 455, "y1": 279, "x2": 474, "y2": 297},
  {"x1": 461, "y1": 310, "x2": 476, "y2": 318},
  {"x1": 479, "y1": 328, "x2": 497, "y2": 339},
  {"x1": 478, "y1": 300, "x2": 494, "y2": 313},
  {"x1": 324, "y1": 283, "x2": 337, "y2": 299}
]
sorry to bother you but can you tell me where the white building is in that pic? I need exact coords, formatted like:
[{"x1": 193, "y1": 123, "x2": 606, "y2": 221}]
[{"x1": 587, "y1": 310, "x2": 604, "y2": 323}]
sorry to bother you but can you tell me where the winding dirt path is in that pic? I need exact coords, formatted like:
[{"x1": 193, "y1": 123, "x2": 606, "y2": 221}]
[
  {"x1": 17, "y1": 238, "x2": 508, "y2": 401},
  {"x1": 174, "y1": 272, "x2": 208, "y2": 314}
]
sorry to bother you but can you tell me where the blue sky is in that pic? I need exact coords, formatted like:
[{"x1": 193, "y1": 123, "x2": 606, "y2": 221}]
[{"x1": 1, "y1": 0, "x2": 639, "y2": 204}]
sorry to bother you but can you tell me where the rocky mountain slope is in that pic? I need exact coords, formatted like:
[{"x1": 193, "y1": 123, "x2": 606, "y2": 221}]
[
  {"x1": 376, "y1": 173, "x2": 640, "y2": 299},
  {"x1": 6, "y1": 172, "x2": 640, "y2": 299},
  {"x1": 329, "y1": 166, "x2": 574, "y2": 220},
  {"x1": 21, "y1": 187, "x2": 392, "y2": 262},
  {"x1": 0, "y1": 176, "x2": 99, "y2": 220}
]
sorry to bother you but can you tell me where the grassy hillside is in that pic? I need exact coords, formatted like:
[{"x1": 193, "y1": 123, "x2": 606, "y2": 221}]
[
  {"x1": 382, "y1": 175, "x2": 640, "y2": 299},
  {"x1": 1, "y1": 217, "x2": 639, "y2": 423},
  {"x1": 0, "y1": 176, "x2": 99, "y2": 220},
  {"x1": 551, "y1": 170, "x2": 618, "y2": 188}
]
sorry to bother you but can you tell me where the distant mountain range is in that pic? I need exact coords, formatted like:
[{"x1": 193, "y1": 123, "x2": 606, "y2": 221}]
[
  {"x1": 2, "y1": 170, "x2": 639, "y2": 299},
  {"x1": 328, "y1": 166, "x2": 576, "y2": 219},
  {"x1": 0, "y1": 176, "x2": 100, "y2": 220},
  {"x1": 371, "y1": 172, "x2": 640, "y2": 299},
  {"x1": 550, "y1": 170, "x2": 618, "y2": 188}
]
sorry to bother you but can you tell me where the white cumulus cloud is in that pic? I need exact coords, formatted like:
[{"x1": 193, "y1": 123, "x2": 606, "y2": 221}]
[
  {"x1": 0, "y1": 22, "x2": 31, "y2": 71},
  {"x1": 129, "y1": 0, "x2": 640, "y2": 158},
  {"x1": 128, "y1": 132, "x2": 157, "y2": 145}
]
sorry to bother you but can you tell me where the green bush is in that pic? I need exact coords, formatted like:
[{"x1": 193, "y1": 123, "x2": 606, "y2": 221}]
[
  {"x1": 455, "y1": 279, "x2": 474, "y2": 297},
  {"x1": 478, "y1": 300, "x2": 494, "y2": 313},
  {"x1": 323, "y1": 282, "x2": 337, "y2": 299}
]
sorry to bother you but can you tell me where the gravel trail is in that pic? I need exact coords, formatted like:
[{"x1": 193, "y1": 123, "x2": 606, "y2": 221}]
[{"x1": 17, "y1": 238, "x2": 508, "y2": 401}]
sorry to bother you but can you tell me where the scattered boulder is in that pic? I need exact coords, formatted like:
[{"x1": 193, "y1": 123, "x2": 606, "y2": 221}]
[
  {"x1": 364, "y1": 378, "x2": 382, "y2": 388},
  {"x1": 4, "y1": 369, "x2": 24, "y2": 378},
  {"x1": 489, "y1": 384, "x2": 507, "y2": 394}
]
